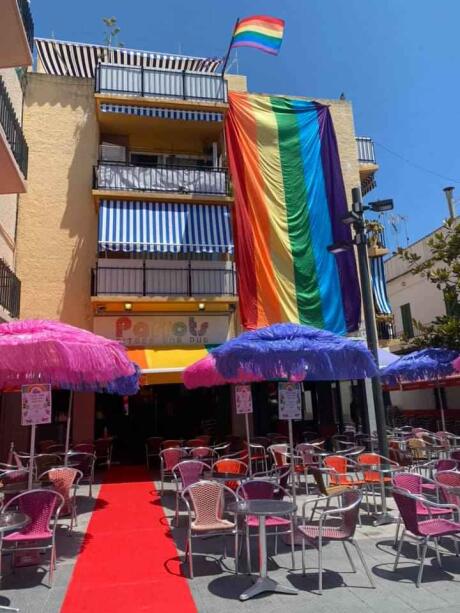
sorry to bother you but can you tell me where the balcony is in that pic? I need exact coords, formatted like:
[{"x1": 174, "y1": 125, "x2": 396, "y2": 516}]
[
  {"x1": 356, "y1": 136, "x2": 378, "y2": 196},
  {"x1": 91, "y1": 260, "x2": 236, "y2": 298},
  {"x1": 0, "y1": 0, "x2": 34, "y2": 68},
  {"x1": 93, "y1": 162, "x2": 230, "y2": 199},
  {"x1": 95, "y1": 63, "x2": 228, "y2": 107},
  {"x1": 0, "y1": 76, "x2": 28, "y2": 193},
  {"x1": 0, "y1": 259, "x2": 20, "y2": 319}
]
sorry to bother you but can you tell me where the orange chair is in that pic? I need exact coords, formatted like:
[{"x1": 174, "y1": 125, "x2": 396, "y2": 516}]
[
  {"x1": 357, "y1": 452, "x2": 399, "y2": 513},
  {"x1": 212, "y1": 458, "x2": 247, "y2": 490},
  {"x1": 323, "y1": 455, "x2": 364, "y2": 487}
]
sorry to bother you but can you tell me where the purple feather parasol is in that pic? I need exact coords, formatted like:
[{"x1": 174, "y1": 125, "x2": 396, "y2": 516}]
[{"x1": 381, "y1": 347, "x2": 459, "y2": 385}]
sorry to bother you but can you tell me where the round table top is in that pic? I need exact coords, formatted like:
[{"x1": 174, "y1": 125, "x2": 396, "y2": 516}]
[
  {"x1": 228, "y1": 499, "x2": 296, "y2": 516},
  {"x1": 0, "y1": 511, "x2": 30, "y2": 533},
  {"x1": 203, "y1": 472, "x2": 246, "y2": 482}
]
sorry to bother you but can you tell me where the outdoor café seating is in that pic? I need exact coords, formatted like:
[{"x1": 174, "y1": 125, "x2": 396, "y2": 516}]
[
  {"x1": 298, "y1": 489, "x2": 375, "y2": 595},
  {"x1": 0, "y1": 489, "x2": 64, "y2": 586},
  {"x1": 181, "y1": 480, "x2": 241, "y2": 579},
  {"x1": 189, "y1": 446, "x2": 216, "y2": 464},
  {"x1": 67, "y1": 452, "x2": 96, "y2": 497},
  {"x1": 39, "y1": 467, "x2": 82, "y2": 532},
  {"x1": 160, "y1": 447, "x2": 188, "y2": 495},
  {"x1": 392, "y1": 487, "x2": 460, "y2": 587},
  {"x1": 145, "y1": 436, "x2": 163, "y2": 469},
  {"x1": 172, "y1": 460, "x2": 209, "y2": 526}
]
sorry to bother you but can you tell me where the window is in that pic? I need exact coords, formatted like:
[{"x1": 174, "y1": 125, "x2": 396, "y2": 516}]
[
  {"x1": 443, "y1": 289, "x2": 460, "y2": 317},
  {"x1": 400, "y1": 303, "x2": 414, "y2": 338}
]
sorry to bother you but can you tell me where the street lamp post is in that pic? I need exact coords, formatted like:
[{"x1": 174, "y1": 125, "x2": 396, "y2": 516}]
[{"x1": 328, "y1": 187, "x2": 394, "y2": 525}]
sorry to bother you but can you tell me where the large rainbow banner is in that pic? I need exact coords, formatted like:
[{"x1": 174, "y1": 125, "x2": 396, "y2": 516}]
[{"x1": 225, "y1": 92, "x2": 361, "y2": 334}]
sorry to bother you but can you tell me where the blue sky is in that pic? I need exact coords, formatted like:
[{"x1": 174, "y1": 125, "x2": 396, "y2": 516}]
[{"x1": 33, "y1": 0, "x2": 460, "y2": 249}]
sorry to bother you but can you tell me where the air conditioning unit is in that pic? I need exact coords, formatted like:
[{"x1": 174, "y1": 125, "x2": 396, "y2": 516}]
[{"x1": 100, "y1": 143, "x2": 127, "y2": 163}]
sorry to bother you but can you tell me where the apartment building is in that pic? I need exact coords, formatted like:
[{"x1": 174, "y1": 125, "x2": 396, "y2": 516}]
[
  {"x1": 12, "y1": 37, "x2": 380, "y2": 451},
  {"x1": 0, "y1": 0, "x2": 33, "y2": 322}
]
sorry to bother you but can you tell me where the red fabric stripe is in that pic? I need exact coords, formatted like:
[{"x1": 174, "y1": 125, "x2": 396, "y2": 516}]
[
  {"x1": 237, "y1": 15, "x2": 284, "y2": 29},
  {"x1": 61, "y1": 466, "x2": 196, "y2": 613}
]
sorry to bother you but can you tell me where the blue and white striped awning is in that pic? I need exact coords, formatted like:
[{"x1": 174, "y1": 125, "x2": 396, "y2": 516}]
[
  {"x1": 100, "y1": 103, "x2": 223, "y2": 123},
  {"x1": 371, "y1": 256, "x2": 392, "y2": 315},
  {"x1": 98, "y1": 200, "x2": 233, "y2": 254}
]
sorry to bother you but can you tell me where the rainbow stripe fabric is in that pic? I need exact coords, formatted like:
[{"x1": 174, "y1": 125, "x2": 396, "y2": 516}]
[
  {"x1": 231, "y1": 15, "x2": 285, "y2": 56},
  {"x1": 225, "y1": 92, "x2": 361, "y2": 334}
]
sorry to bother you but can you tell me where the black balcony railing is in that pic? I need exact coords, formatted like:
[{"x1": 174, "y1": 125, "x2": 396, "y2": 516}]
[
  {"x1": 0, "y1": 259, "x2": 20, "y2": 318},
  {"x1": 376, "y1": 318, "x2": 396, "y2": 341},
  {"x1": 91, "y1": 262, "x2": 237, "y2": 298},
  {"x1": 356, "y1": 137, "x2": 376, "y2": 164},
  {"x1": 0, "y1": 76, "x2": 28, "y2": 178},
  {"x1": 93, "y1": 162, "x2": 230, "y2": 196},
  {"x1": 95, "y1": 63, "x2": 228, "y2": 103},
  {"x1": 17, "y1": 0, "x2": 34, "y2": 54}
]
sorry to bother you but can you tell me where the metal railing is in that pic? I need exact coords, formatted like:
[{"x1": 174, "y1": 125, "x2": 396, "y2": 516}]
[
  {"x1": 17, "y1": 0, "x2": 34, "y2": 53},
  {"x1": 95, "y1": 63, "x2": 228, "y2": 103},
  {"x1": 0, "y1": 76, "x2": 28, "y2": 178},
  {"x1": 91, "y1": 262, "x2": 237, "y2": 297},
  {"x1": 356, "y1": 137, "x2": 376, "y2": 164},
  {"x1": 0, "y1": 259, "x2": 20, "y2": 318},
  {"x1": 94, "y1": 162, "x2": 230, "y2": 196},
  {"x1": 376, "y1": 319, "x2": 396, "y2": 341}
]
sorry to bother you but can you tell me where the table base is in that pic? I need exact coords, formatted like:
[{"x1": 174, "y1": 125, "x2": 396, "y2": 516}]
[{"x1": 239, "y1": 577, "x2": 298, "y2": 601}]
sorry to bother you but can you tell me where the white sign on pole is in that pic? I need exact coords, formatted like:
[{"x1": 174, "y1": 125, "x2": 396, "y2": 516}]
[
  {"x1": 21, "y1": 384, "x2": 52, "y2": 426},
  {"x1": 234, "y1": 384, "x2": 253, "y2": 415},
  {"x1": 278, "y1": 382, "x2": 302, "y2": 420}
]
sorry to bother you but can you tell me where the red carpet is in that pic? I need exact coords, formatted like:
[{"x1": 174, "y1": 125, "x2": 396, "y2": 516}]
[{"x1": 61, "y1": 466, "x2": 197, "y2": 613}]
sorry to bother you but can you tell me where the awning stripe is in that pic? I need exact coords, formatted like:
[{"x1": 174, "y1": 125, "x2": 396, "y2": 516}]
[
  {"x1": 100, "y1": 103, "x2": 223, "y2": 122},
  {"x1": 98, "y1": 200, "x2": 233, "y2": 254},
  {"x1": 128, "y1": 346, "x2": 210, "y2": 385},
  {"x1": 36, "y1": 39, "x2": 222, "y2": 78},
  {"x1": 371, "y1": 256, "x2": 392, "y2": 315}
]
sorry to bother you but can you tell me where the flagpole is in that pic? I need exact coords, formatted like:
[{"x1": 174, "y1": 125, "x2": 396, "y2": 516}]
[{"x1": 221, "y1": 18, "x2": 239, "y2": 75}]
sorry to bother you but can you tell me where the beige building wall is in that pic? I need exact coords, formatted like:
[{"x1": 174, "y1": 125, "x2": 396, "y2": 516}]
[
  {"x1": 0, "y1": 67, "x2": 24, "y2": 269},
  {"x1": 16, "y1": 73, "x2": 98, "y2": 330}
]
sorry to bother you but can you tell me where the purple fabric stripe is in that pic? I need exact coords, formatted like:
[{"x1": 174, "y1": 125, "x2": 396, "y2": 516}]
[
  {"x1": 314, "y1": 102, "x2": 361, "y2": 332},
  {"x1": 230, "y1": 41, "x2": 280, "y2": 56}
]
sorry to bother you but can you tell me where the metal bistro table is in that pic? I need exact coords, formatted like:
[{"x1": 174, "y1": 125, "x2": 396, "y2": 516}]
[
  {"x1": 203, "y1": 472, "x2": 246, "y2": 483},
  {"x1": 229, "y1": 499, "x2": 298, "y2": 602},
  {"x1": 0, "y1": 511, "x2": 30, "y2": 612}
]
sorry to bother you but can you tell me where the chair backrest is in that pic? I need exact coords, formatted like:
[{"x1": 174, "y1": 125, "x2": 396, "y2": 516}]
[
  {"x1": 237, "y1": 479, "x2": 277, "y2": 500},
  {"x1": 0, "y1": 468, "x2": 28, "y2": 484},
  {"x1": 336, "y1": 489, "x2": 362, "y2": 538},
  {"x1": 145, "y1": 437, "x2": 163, "y2": 454},
  {"x1": 392, "y1": 471, "x2": 422, "y2": 495},
  {"x1": 213, "y1": 458, "x2": 247, "y2": 475},
  {"x1": 309, "y1": 467, "x2": 329, "y2": 496},
  {"x1": 46, "y1": 444, "x2": 65, "y2": 454},
  {"x1": 190, "y1": 446, "x2": 214, "y2": 460},
  {"x1": 252, "y1": 437, "x2": 270, "y2": 448},
  {"x1": 38, "y1": 440, "x2": 57, "y2": 453},
  {"x1": 323, "y1": 455, "x2": 349, "y2": 485},
  {"x1": 357, "y1": 452, "x2": 381, "y2": 481},
  {"x1": 268, "y1": 444, "x2": 288, "y2": 467},
  {"x1": 392, "y1": 488, "x2": 423, "y2": 536},
  {"x1": 197, "y1": 435, "x2": 211, "y2": 446},
  {"x1": 436, "y1": 471, "x2": 460, "y2": 506},
  {"x1": 173, "y1": 460, "x2": 208, "y2": 490},
  {"x1": 67, "y1": 452, "x2": 95, "y2": 478},
  {"x1": 34, "y1": 454, "x2": 62, "y2": 476},
  {"x1": 296, "y1": 443, "x2": 318, "y2": 465},
  {"x1": 185, "y1": 480, "x2": 228, "y2": 527},
  {"x1": 407, "y1": 437, "x2": 426, "y2": 459},
  {"x1": 161, "y1": 447, "x2": 186, "y2": 470},
  {"x1": 435, "y1": 459, "x2": 457, "y2": 472},
  {"x1": 161, "y1": 439, "x2": 182, "y2": 449},
  {"x1": 40, "y1": 467, "x2": 81, "y2": 508},
  {"x1": 3, "y1": 489, "x2": 64, "y2": 537},
  {"x1": 186, "y1": 439, "x2": 204, "y2": 448},
  {"x1": 73, "y1": 443, "x2": 96, "y2": 454}
]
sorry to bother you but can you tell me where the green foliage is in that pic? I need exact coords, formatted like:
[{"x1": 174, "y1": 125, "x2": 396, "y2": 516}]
[
  {"x1": 397, "y1": 218, "x2": 460, "y2": 349},
  {"x1": 102, "y1": 17, "x2": 124, "y2": 48}
]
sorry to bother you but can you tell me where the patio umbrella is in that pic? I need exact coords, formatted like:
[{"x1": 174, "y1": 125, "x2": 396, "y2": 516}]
[
  {"x1": 0, "y1": 320, "x2": 139, "y2": 487},
  {"x1": 381, "y1": 348, "x2": 460, "y2": 431},
  {"x1": 184, "y1": 323, "x2": 378, "y2": 505},
  {"x1": 453, "y1": 355, "x2": 460, "y2": 373}
]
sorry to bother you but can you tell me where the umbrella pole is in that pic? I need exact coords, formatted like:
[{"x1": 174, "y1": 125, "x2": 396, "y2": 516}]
[
  {"x1": 28, "y1": 424, "x2": 36, "y2": 489},
  {"x1": 437, "y1": 386, "x2": 446, "y2": 432},
  {"x1": 288, "y1": 419, "x2": 296, "y2": 509},
  {"x1": 244, "y1": 413, "x2": 252, "y2": 476},
  {"x1": 64, "y1": 391, "x2": 73, "y2": 467}
]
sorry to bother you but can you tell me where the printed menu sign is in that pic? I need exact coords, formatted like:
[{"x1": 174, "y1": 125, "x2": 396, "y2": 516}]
[
  {"x1": 234, "y1": 384, "x2": 253, "y2": 414},
  {"x1": 21, "y1": 384, "x2": 52, "y2": 426},
  {"x1": 278, "y1": 382, "x2": 302, "y2": 420}
]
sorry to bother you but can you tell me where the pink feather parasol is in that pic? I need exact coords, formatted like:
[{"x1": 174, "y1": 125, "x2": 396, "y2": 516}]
[
  {"x1": 454, "y1": 356, "x2": 460, "y2": 373},
  {"x1": 0, "y1": 319, "x2": 136, "y2": 391}
]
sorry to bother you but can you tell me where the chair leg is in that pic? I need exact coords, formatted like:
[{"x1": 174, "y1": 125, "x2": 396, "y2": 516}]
[
  {"x1": 275, "y1": 528, "x2": 278, "y2": 555},
  {"x1": 160, "y1": 469, "x2": 164, "y2": 496},
  {"x1": 393, "y1": 516, "x2": 402, "y2": 548},
  {"x1": 351, "y1": 539, "x2": 375, "y2": 588},
  {"x1": 187, "y1": 532, "x2": 193, "y2": 579},
  {"x1": 301, "y1": 535, "x2": 306, "y2": 575},
  {"x1": 393, "y1": 529, "x2": 405, "y2": 571},
  {"x1": 318, "y1": 536, "x2": 323, "y2": 595},
  {"x1": 416, "y1": 541, "x2": 428, "y2": 588},
  {"x1": 246, "y1": 525, "x2": 251, "y2": 574},
  {"x1": 310, "y1": 499, "x2": 318, "y2": 522},
  {"x1": 290, "y1": 519, "x2": 295, "y2": 570},
  {"x1": 434, "y1": 538, "x2": 442, "y2": 566},
  {"x1": 235, "y1": 530, "x2": 239, "y2": 575},
  {"x1": 342, "y1": 541, "x2": 356, "y2": 572}
]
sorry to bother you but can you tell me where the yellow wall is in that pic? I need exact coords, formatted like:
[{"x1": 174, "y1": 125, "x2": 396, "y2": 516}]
[{"x1": 16, "y1": 73, "x2": 98, "y2": 329}]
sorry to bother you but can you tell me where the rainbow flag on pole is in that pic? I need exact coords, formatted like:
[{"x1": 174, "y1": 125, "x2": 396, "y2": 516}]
[
  {"x1": 225, "y1": 92, "x2": 361, "y2": 334},
  {"x1": 231, "y1": 15, "x2": 285, "y2": 56}
]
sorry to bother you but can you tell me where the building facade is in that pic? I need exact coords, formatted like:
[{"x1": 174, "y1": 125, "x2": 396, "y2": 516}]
[
  {"x1": 12, "y1": 37, "x2": 380, "y2": 451},
  {"x1": 0, "y1": 0, "x2": 33, "y2": 322}
]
